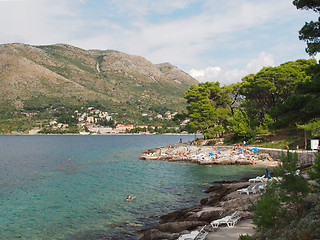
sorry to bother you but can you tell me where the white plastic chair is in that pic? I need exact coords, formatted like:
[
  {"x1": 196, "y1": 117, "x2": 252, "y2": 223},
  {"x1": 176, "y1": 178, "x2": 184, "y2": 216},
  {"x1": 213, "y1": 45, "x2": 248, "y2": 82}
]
[
  {"x1": 210, "y1": 211, "x2": 239, "y2": 228},
  {"x1": 237, "y1": 184, "x2": 258, "y2": 195},
  {"x1": 249, "y1": 175, "x2": 265, "y2": 182},
  {"x1": 177, "y1": 225, "x2": 208, "y2": 240}
]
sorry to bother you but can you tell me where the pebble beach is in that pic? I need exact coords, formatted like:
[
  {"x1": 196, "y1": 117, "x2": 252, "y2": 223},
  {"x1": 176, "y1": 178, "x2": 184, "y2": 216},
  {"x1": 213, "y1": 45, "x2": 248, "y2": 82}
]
[{"x1": 141, "y1": 141, "x2": 279, "y2": 167}]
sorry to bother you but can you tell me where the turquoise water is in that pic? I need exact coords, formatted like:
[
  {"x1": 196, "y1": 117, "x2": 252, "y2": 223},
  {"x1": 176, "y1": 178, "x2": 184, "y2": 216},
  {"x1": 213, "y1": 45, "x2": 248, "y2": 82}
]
[{"x1": 0, "y1": 135, "x2": 265, "y2": 240}]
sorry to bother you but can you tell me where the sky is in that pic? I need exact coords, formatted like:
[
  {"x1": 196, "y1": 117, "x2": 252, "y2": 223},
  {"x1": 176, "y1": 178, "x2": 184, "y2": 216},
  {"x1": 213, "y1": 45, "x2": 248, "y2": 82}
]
[{"x1": 0, "y1": 0, "x2": 318, "y2": 85}]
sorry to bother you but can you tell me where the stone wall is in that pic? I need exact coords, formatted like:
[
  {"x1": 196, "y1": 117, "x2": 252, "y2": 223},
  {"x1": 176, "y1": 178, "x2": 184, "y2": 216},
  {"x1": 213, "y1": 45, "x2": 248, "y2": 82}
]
[{"x1": 258, "y1": 147, "x2": 317, "y2": 165}]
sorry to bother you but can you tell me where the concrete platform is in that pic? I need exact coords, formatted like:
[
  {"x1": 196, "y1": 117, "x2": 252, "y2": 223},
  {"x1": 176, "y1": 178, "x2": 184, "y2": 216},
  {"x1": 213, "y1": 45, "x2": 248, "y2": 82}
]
[{"x1": 205, "y1": 219, "x2": 256, "y2": 240}]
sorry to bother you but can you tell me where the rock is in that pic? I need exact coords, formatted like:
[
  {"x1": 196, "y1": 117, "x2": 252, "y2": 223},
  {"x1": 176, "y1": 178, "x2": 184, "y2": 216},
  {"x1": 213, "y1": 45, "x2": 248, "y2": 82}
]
[
  {"x1": 138, "y1": 181, "x2": 259, "y2": 240},
  {"x1": 156, "y1": 221, "x2": 206, "y2": 233},
  {"x1": 160, "y1": 206, "x2": 202, "y2": 223},
  {"x1": 205, "y1": 195, "x2": 222, "y2": 206},
  {"x1": 197, "y1": 210, "x2": 221, "y2": 222},
  {"x1": 205, "y1": 185, "x2": 223, "y2": 193},
  {"x1": 200, "y1": 198, "x2": 208, "y2": 205},
  {"x1": 258, "y1": 153, "x2": 273, "y2": 161},
  {"x1": 137, "y1": 229, "x2": 179, "y2": 240}
]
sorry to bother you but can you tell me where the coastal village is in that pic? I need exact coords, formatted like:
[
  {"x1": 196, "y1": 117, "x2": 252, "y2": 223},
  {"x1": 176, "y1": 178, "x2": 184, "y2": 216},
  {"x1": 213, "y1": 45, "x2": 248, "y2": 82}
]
[{"x1": 44, "y1": 107, "x2": 183, "y2": 134}]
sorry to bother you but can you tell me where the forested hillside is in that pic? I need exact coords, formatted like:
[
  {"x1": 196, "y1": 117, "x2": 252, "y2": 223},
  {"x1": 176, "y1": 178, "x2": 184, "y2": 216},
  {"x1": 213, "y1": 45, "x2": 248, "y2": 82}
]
[{"x1": 0, "y1": 43, "x2": 198, "y2": 133}]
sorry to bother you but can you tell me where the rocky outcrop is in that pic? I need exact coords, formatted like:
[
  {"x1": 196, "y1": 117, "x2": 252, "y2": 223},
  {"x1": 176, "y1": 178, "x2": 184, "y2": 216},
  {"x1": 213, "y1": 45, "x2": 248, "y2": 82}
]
[
  {"x1": 137, "y1": 181, "x2": 260, "y2": 239},
  {"x1": 137, "y1": 229, "x2": 180, "y2": 240}
]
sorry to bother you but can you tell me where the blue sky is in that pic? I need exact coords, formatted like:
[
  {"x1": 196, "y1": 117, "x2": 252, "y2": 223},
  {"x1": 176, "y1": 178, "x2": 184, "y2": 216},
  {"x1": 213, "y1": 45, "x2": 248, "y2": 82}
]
[{"x1": 0, "y1": 0, "x2": 318, "y2": 85}]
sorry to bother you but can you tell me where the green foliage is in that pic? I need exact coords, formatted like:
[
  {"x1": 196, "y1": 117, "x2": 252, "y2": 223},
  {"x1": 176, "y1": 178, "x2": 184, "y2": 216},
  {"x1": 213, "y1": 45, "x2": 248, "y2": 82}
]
[
  {"x1": 57, "y1": 114, "x2": 77, "y2": 126},
  {"x1": 184, "y1": 82, "x2": 231, "y2": 138},
  {"x1": 252, "y1": 182, "x2": 283, "y2": 231},
  {"x1": 98, "y1": 118, "x2": 115, "y2": 127},
  {"x1": 297, "y1": 118, "x2": 320, "y2": 137},
  {"x1": 238, "y1": 234, "x2": 255, "y2": 240},
  {"x1": 172, "y1": 112, "x2": 188, "y2": 123},
  {"x1": 252, "y1": 151, "x2": 317, "y2": 239},
  {"x1": 308, "y1": 153, "x2": 320, "y2": 190},
  {"x1": 293, "y1": 0, "x2": 320, "y2": 56},
  {"x1": 38, "y1": 127, "x2": 79, "y2": 134},
  {"x1": 273, "y1": 61, "x2": 320, "y2": 128},
  {"x1": 229, "y1": 109, "x2": 255, "y2": 142},
  {"x1": 293, "y1": 0, "x2": 320, "y2": 12},
  {"x1": 240, "y1": 59, "x2": 317, "y2": 128},
  {"x1": 299, "y1": 18, "x2": 320, "y2": 56},
  {"x1": 274, "y1": 151, "x2": 310, "y2": 203}
]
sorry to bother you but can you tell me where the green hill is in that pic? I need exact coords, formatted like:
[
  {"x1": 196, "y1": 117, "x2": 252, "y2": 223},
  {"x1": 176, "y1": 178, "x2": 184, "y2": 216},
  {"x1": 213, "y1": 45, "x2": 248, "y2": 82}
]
[{"x1": 0, "y1": 43, "x2": 198, "y2": 133}]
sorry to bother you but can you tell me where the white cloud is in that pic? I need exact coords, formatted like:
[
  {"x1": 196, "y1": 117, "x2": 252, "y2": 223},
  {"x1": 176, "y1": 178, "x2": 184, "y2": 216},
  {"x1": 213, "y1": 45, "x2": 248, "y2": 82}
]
[
  {"x1": 189, "y1": 52, "x2": 275, "y2": 85},
  {"x1": 189, "y1": 67, "x2": 221, "y2": 79},
  {"x1": 0, "y1": 0, "x2": 315, "y2": 81},
  {"x1": 246, "y1": 52, "x2": 275, "y2": 73}
]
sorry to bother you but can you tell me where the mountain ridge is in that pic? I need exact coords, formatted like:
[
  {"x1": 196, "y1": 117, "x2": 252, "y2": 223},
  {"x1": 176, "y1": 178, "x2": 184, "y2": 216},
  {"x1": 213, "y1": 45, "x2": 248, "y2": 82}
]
[{"x1": 0, "y1": 43, "x2": 198, "y2": 132}]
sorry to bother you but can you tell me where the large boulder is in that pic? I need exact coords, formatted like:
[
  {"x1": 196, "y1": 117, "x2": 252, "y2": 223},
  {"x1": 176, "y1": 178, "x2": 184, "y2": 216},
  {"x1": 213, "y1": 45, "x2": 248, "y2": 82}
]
[
  {"x1": 160, "y1": 206, "x2": 202, "y2": 223},
  {"x1": 137, "y1": 229, "x2": 179, "y2": 240},
  {"x1": 202, "y1": 183, "x2": 250, "y2": 206},
  {"x1": 137, "y1": 221, "x2": 206, "y2": 240},
  {"x1": 156, "y1": 221, "x2": 206, "y2": 233}
]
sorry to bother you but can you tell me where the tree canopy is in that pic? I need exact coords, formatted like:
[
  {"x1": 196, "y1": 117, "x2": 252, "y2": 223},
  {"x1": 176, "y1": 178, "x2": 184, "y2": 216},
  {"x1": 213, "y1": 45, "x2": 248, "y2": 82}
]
[
  {"x1": 273, "y1": 62, "x2": 320, "y2": 132},
  {"x1": 293, "y1": 0, "x2": 320, "y2": 56},
  {"x1": 181, "y1": 2, "x2": 320, "y2": 142},
  {"x1": 183, "y1": 59, "x2": 319, "y2": 141},
  {"x1": 184, "y1": 82, "x2": 231, "y2": 138},
  {"x1": 240, "y1": 59, "x2": 317, "y2": 127}
]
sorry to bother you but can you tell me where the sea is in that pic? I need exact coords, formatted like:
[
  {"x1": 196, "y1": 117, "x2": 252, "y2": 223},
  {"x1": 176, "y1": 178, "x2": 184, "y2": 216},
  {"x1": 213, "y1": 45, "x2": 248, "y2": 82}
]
[{"x1": 0, "y1": 135, "x2": 265, "y2": 240}]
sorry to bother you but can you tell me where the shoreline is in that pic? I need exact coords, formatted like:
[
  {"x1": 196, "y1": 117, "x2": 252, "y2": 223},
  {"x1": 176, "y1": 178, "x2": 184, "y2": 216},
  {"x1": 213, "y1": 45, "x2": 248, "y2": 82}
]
[
  {"x1": 136, "y1": 141, "x2": 275, "y2": 240},
  {"x1": 141, "y1": 142, "x2": 280, "y2": 167},
  {"x1": 0, "y1": 133, "x2": 196, "y2": 136},
  {"x1": 137, "y1": 177, "x2": 263, "y2": 240}
]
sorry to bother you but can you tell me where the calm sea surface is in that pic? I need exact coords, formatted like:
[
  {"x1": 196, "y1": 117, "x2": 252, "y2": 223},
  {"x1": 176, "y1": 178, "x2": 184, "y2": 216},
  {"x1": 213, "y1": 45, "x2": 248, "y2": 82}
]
[{"x1": 0, "y1": 135, "x2": 265, "y2": 240}]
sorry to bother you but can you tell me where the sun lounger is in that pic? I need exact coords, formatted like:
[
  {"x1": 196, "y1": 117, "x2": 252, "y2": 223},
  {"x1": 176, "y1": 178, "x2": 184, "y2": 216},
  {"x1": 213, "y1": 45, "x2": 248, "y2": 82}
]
[
  {"x1": 257, "y1": 183, "x2": 266, "y2": 191},
  {"x1": 210, "y1": 211, "x2": 240, "y2": 228},
  {"x1": 237, "y1": 184, "x2": 259, "y2": 195},
  {"x1": 249, "y1": 175, "x2": 265, "y2": 182},
  {"x1": 177, "y1": 225, "x2": 208, "y2": 240}
]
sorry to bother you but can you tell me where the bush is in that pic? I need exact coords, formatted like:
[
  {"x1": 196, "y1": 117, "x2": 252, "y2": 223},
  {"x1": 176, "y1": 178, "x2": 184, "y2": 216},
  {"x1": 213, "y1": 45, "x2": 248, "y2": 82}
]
[
  {"x1": 251, "y1": 150, "x2": 319, "y2": 240},
  {"x1": 239, "y1": 234, "x2": 255, "y2": 240},
  {"x1": 252, "y1": 182, "x2": 284, "y2": 231}
]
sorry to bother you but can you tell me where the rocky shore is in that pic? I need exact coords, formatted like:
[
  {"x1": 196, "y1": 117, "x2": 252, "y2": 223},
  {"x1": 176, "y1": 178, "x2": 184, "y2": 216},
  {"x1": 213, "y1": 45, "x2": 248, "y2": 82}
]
[
  {"x1": 137, "y1": 178, "x2": 262, "y2": 240},
  {"x1": 141, "y1": 142, "x2": 279, "y2": 167},
  {"x1": 136, "y1": 142, "x2": 277, "y2": 240}
]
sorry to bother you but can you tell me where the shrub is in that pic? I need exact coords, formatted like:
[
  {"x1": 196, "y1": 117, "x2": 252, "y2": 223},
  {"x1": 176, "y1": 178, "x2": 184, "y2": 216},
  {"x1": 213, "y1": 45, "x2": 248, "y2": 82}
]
[
  {"x1": 252, "y1": 182, "x2": 284, "y2": 231},
  {"x1": 251, "y1": 150, "x2": 317, "y2": 240},
  {"x1": 239, "y1": 234, "x2": 255, "y2": 240}
]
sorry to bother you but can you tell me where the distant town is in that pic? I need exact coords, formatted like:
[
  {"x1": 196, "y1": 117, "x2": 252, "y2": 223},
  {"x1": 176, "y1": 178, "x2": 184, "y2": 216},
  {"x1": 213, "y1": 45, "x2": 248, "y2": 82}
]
[{"x1": 39, "y1": 107, "x2": 189, "y2": 135}]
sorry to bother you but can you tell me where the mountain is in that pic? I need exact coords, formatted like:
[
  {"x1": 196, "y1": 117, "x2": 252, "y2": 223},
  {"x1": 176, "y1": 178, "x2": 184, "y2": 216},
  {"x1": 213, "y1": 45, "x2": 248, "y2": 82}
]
[{"x1": 0, "y1": 43, "x2": 198, "y2": 132}]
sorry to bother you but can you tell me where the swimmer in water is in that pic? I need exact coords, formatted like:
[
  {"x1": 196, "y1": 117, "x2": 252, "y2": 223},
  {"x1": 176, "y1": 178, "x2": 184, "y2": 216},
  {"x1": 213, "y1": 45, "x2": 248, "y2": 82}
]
[{"x1": 126, "y1": 195, "x2": 135, "y2": 201}]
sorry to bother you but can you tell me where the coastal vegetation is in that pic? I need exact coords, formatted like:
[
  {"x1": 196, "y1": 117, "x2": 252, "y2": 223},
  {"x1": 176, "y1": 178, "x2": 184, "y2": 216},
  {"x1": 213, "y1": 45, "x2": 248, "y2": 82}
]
[
  {"x1": 239, "y1": 3, "x2": 320, "y2": 238},
  {"x1": 181, "y1": 1, "x2": 320, "y2": 148},
  {"x1": 181, "y1": 58, "x2": 319, "y2": 146},
  {"x1": 250, "y1": 151, "x2": 320, "y2": 240}
]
